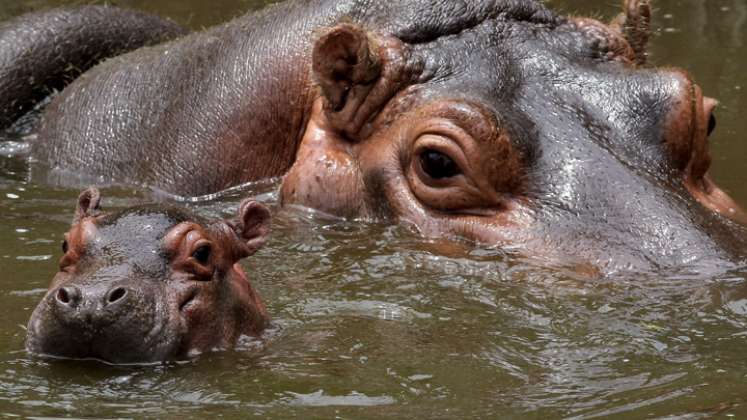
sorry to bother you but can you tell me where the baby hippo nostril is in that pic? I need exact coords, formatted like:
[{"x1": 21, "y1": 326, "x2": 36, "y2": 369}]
[
  {"x1": 55, "y1": 287, "x2": 80, "y2": 307},
  {"x1": 105, "y1": 287, "x2": 128, "y2": 305},
  {"x1": 707, "y1": 113, "x2": 716, "y2": 137}
]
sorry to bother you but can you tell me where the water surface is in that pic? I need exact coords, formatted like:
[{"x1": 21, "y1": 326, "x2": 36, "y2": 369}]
[{"x1": 1, "y1": 0, "x2": 746, "y2": 417}]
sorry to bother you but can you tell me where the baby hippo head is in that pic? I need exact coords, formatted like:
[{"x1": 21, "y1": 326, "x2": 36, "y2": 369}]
[{"x1": 26, "y1": 188, "x2": 271, "y2": 364}]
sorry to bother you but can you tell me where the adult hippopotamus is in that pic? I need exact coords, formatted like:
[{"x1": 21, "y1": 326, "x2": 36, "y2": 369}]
[
  {"x1": 1, "y1": 0, "x2": 746, "y2": 272},
  {"x1": 25, "y1": 188, "x2": 271, "y2": 363}
]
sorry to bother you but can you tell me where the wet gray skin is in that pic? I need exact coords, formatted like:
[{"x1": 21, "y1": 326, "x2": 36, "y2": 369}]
[
  {"x1": 0, "y1": 0, "x2": 744, "y2": 275},
  {"x1": 26, "y1": 209, "x2": 189, "y2": 363},
  {"x1": 26, "y1": 190, "x2": 271, "y2": 363}
]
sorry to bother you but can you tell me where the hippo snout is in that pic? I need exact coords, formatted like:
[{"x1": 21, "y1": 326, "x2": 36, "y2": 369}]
[
  {"x1": 26, "y1": 281, "x2": 174, "y2": 363},
  {"x1": 51, "y1": 284, "x2": 134, "y2": 327}
]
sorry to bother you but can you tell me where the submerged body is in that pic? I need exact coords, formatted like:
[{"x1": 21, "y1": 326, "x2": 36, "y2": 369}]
[
  {"x1": 26, "y1": 189, "x2": 271, "y2": 363},
  {"x1": 1, "y1": 0, "x2": 745, "y2": 272}
]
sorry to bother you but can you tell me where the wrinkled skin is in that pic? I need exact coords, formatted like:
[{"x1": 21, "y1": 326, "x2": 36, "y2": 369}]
[
  {"x1": 26, "y1": 188, "x2": 271, "y2": 363},
  {"x1": 2, "y1": 0, "x2": 746, "y2": 272}
]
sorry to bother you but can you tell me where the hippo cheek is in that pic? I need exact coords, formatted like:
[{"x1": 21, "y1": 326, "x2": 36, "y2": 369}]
[
  {"x1": 176, "y1": 287, "x2": 232, "y2": 357},
  {"x1": 395, "y1": 197, "x2": 535, "y2": 249},
  {"x1": 281, "y1": 102, "x2": 371, "y2": 219}
]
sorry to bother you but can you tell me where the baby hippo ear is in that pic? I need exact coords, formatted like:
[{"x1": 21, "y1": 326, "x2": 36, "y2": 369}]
[
  {"x1": 230, "y1": 199, "x2": 271, "y2": 259},
  {"x1": 74, "y1": 187, "x2": 102, "y2": 223},
  {"x1": 610, "y1": 0, "x2": 651, "y2": 65}
]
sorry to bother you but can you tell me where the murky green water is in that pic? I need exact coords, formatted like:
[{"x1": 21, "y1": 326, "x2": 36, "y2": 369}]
[{"x1": 1, "y1": 0, "x2": 747, "y2": 417}]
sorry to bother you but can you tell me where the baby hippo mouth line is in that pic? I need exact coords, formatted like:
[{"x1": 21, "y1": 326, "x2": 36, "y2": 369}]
[
  {"x1": 179, "y1": 288, "x2": 200, "y2": 313},
  {"x1": 26, "y1": 319, "x2": 180, "y2": 365}
]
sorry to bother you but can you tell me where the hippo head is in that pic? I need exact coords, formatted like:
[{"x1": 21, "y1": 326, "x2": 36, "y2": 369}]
[
  {"x1": 282, "y1": 0, "x2": 747, "y2": 273},
  {"x1": 26, "y1": 188, "x2": 271, "y2": 364}
]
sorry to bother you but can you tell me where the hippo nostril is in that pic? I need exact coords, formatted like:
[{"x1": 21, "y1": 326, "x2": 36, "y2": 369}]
[
  {"x1": 57, "y1": 288, "x2": 69, "y2": 303},
  {"x1": 106, "y1": 287, "x2": 128, "y2": 305},
  {"x1": 55, "y1": 287, "x2": 80, "y2": 307}
]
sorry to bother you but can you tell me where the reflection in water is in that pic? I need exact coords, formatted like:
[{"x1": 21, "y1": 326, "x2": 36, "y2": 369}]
[{"x1": 0, "y1": 0, "x2": 746, "y2": 418}]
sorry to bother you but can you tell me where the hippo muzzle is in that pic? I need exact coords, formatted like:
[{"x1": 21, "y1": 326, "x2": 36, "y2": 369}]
[{"x1": 27, "y1": 274, "x2": 181, "y2": 363}]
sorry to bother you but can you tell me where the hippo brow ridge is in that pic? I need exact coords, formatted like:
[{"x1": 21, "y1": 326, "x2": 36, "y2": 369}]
[{"x1": 349, "y1": 0, "x2": 562, "y2": 45}]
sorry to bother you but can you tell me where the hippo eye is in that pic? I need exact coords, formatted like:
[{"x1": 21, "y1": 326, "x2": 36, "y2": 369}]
[
  {"x1": 419, "y1": 149, "x2": 461, "y2": 180},
  {"x1": 192, "y1": 245, "x2": 212, "y2": 265},
  {"x1": 62, "y1": 240, "x2": 69, "y2": 254},
  {"x1": 708, "y1": 114, "x2": 717, "y2": 137}
]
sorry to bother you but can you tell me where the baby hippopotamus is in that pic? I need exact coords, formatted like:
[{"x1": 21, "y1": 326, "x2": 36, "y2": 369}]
[{"x1": 25, "y1": 188, "x2": 271, "y2": 364}]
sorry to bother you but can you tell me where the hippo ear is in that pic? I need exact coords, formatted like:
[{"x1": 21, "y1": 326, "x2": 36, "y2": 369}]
[
  {"x1": 610, "y1": 0, "x2": 651, "y2": 65},
  {"x1": 312, "y1": 24, "x2": 412, "y2": 139},
  {"x1": 230, "y1": 199, "x2": 271, "y2": 259},
  {"x1": 312, "y1": 23, "x2": 381, "y2": 112},
  {"x1": 74, "y1": 187, "x2": 102, "y2": 223}
]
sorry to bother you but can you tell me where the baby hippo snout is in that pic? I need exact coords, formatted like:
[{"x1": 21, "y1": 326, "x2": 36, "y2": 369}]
[
  {"x1": 26, "y1": 279, "x2": 174, "y2": 363},
  {"x1": 52, "y1": 284, "x2": 132, "y2": 325}
]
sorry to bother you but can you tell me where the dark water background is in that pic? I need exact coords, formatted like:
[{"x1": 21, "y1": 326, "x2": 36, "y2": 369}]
[{"x1": 1, "y1": 0, "x2": 747, "y2": 417}]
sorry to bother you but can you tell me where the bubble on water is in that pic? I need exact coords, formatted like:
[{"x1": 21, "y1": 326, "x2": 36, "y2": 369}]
[
  {"x1": 15, "y1": 255, "x2": 51, "y2": 261},
  {"x1": 9, "y1": 288, "x2": 47, "y2": 297},
  {"x1": 598, "y1": 304, "x2": 615, "y2": 314},
  {"x1": 283, "y1": 390, "x2": 395, "y2": 407},
  {"x1": 408, "y1": 374, "x2": 433, "y2": 382},
  {"x1": 24, "y1": 239, "x2": 54, "y2": 245}
]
